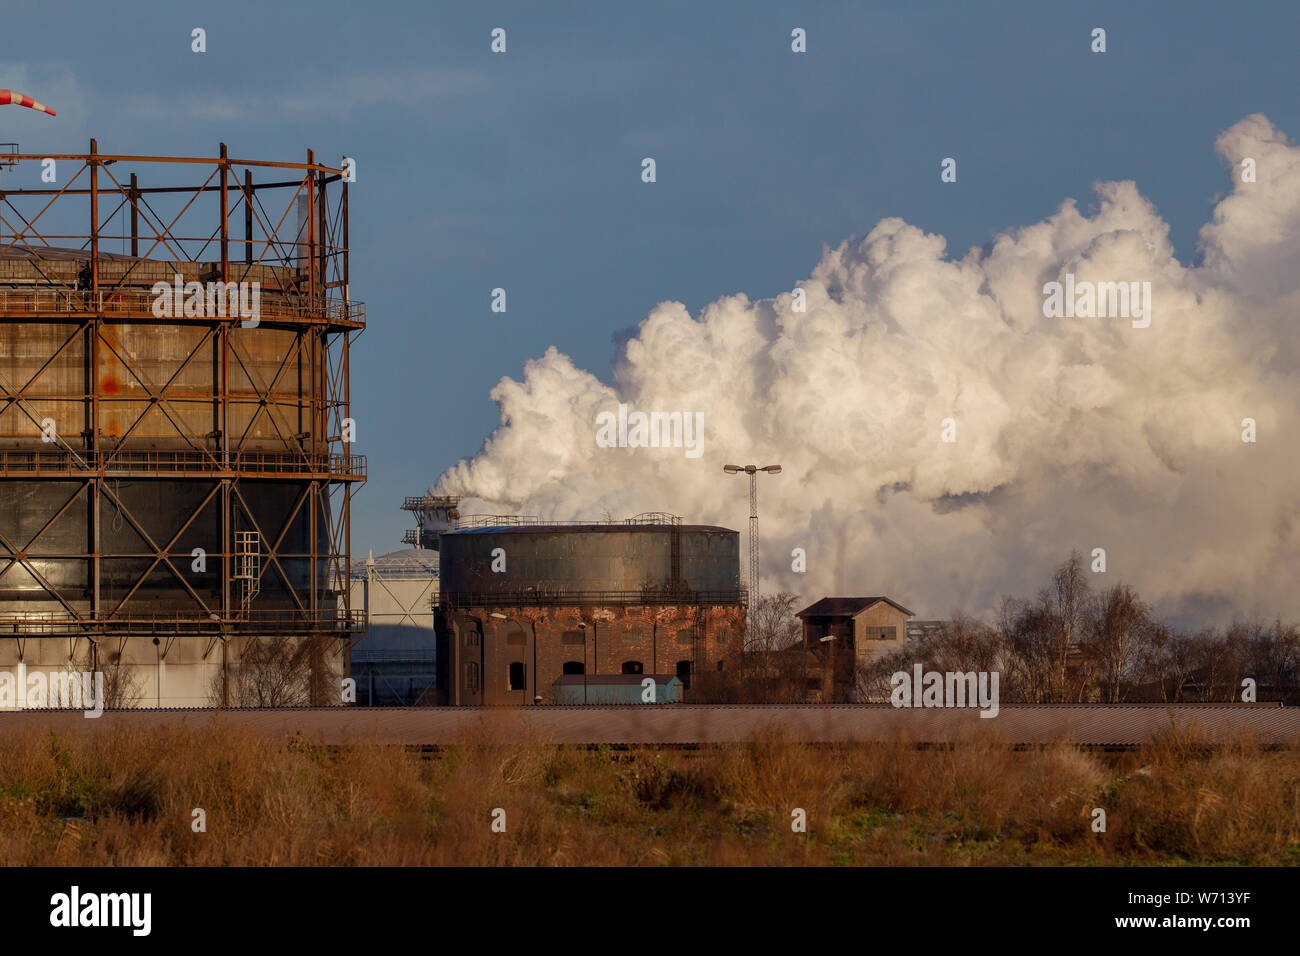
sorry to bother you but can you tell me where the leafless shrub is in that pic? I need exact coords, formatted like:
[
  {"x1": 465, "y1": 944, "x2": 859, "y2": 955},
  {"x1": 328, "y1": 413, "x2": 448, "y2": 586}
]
[{"x1": 215, "y1": 635, "x2": 336, "y2": 708}]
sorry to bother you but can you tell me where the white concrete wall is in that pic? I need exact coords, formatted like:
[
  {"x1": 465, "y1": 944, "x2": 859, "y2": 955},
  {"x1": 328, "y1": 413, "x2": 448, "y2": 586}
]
[
  {"x1": 0, "y1": 632, "x2": 346, "y2": 710},
  {"x1": 0, "y1": 635, "x2": 222, "y2": 709}
]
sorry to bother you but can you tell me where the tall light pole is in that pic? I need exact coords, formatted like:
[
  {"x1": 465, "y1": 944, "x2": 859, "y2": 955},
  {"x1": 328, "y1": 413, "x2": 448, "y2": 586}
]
[{"x1": 723, "y1": 464, "x2": 781, "y2": 641}]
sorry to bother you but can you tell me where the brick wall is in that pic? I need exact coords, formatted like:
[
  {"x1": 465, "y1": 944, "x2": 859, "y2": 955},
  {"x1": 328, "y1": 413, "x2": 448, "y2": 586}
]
[{"x1": 439, "y1": 604, "x2": 746, "y2": 705}]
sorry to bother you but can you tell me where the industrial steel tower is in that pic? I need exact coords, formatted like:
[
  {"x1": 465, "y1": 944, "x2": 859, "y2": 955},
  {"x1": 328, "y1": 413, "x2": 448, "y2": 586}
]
[
  {"x1": 723, "y1": 463, "x2": 780, "y2": 637},
  {"x1": 0, "y1": 142, "x2": 364, "y2": 706}
]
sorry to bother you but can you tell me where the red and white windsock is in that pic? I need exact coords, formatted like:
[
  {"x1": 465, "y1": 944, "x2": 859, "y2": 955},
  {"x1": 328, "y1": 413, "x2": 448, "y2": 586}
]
[{"x1": 0, "y1": 90, "x2": 57, "y2": 116}]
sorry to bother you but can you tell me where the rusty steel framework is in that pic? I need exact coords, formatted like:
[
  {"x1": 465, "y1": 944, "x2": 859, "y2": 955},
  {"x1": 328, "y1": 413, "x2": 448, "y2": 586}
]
[
  {"x1": 401, "y1": 494, "x2": 461, "y2": 550},
  {"x1": 0, "y1": 142, "x2": 364, "y2": 687}
]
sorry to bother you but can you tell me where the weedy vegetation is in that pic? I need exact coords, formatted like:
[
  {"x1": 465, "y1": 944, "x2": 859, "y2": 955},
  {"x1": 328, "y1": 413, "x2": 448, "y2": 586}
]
[{"x1": 0, "y1": 722, "x2": 1296, "y2": 865}]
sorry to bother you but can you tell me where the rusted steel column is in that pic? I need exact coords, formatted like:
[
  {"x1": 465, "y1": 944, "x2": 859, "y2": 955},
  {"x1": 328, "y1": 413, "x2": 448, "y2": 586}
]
[
  {"x1": 219, "y1": 143, "x2": 229, "y2": 283},
  {"x1": 89, "y1": 141, "x2": 101, "y2": 621},
  {"x1": 129, "y1": 173, "x2": 138, "y2": 257},
  {"x1": 341, "y1": 169, "x2": 349, "y2": 302},
  {"x1": 89, "y1": 139, "x2": 98, "y2": 298},
  {"x1": 243, "y1": 170, "x2": 252, "y2": 266},
  {"x1": 316, "y1": 168, "x2": 327, "y2": 295},
  {"x1": 305, "y1": 149, "x2": 315, "y2": 295}
]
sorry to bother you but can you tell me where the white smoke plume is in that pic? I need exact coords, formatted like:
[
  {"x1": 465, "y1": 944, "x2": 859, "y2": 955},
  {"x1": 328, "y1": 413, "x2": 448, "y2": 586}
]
[{"x1": 434, "y1": 114, "x2": 1300, "y2": 625}]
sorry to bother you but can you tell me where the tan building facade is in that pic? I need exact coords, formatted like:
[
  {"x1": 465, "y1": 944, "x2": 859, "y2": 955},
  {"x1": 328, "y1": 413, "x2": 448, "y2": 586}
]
[{"x1": 796, "y1": 596, "x2": 915, "y2": 701}]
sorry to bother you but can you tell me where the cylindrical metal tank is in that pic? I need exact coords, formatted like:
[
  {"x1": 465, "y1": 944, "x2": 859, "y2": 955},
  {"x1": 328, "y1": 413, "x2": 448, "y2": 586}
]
[
  {"x1": 438, "y1": 524, "x2": 741, "y2": 604},
  {"x1": 433, "y1": 520, "x2": 746, "y2": 706},
  {"x1": 0, "y1": 145, "x2": 364, "y2": 644}
]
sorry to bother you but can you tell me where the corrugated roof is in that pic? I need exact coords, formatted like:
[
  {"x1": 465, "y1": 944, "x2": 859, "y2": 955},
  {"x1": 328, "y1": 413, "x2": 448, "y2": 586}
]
[{"x1": 797, "y1": 596, "x2": 915, "y2": 618}]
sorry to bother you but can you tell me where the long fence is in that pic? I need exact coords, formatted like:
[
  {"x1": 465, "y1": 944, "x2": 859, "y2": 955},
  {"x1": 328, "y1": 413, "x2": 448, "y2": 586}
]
[{"x1": 1, "y1": 705, "x2": 1296, "y2": 746}]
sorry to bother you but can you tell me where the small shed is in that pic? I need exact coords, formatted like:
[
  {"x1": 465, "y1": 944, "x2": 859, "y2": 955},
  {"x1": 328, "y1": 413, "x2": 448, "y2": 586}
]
[{"x1": 552, "y1": 673, "x2": 683, "y2": 705}]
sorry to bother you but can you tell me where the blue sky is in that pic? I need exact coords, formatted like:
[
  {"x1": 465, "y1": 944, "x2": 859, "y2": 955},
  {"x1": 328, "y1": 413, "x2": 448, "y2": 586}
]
[{"x1": 2, "y1": 0, "x2": 1297, "y2": 560}]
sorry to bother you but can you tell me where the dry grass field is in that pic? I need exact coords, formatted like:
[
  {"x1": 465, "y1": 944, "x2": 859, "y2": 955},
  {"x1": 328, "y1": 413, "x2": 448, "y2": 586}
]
[{"x1": 0, "y1": 721, "x2": 1297, "y2": 866}]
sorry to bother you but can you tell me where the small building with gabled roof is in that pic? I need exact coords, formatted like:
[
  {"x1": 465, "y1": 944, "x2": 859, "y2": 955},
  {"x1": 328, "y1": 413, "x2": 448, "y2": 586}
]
[{"x1": 796, "y1": 596, "x2": 915, "y2": 701}]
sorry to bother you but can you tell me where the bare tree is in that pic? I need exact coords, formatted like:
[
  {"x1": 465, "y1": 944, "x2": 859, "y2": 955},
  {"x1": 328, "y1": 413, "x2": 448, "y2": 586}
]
[
  {"x1": 70, "y1": 650, "x2": 145, "y2": 709},
  {"x1": 726, "y1": 551, "x2": 1300, "y2": 707},
  {"x1": 213, "y1": 635, "x2": 332, "y2": 708},
  {"x1": 697, "y1": 593, "x2": 812, "y2": 702},
  {"x1": 1087, "y1": 583, "x2": 1151, "y2": 702},
  {"x1": 852, "y1": 614, "x2": 1004, "y2": 703},
  {"x1": 1244, "y1": 619, "x2": 1300, "y2": 702},
  {"x1": 1183, "y1": 628, "x2": 1240, "y2": 702},
  {"x1": 1131, "y1": 621, "x2": 1176, "y2": 701},
  {"x1": 1147, "y1": 629, "x2": 1192, "y2": 701},
  {"x1": 854, "y1": 644, "x2": 912, "y2": 703},
  {"x1": 746, "y1": 591, "x2": 802, "y2": 652},
  {"x1": 998, "y1": 596, "x2": 1058, "y2": 702},
  {"x1": 1046, "y1": 550, "x2": 1091, "y2": 701},
  {"x1": 98, "y1": 655, "x2": 146, "y2": 709},
  {"x1": 927, "y1": 613, "x2": 1004, "y2": 675}
]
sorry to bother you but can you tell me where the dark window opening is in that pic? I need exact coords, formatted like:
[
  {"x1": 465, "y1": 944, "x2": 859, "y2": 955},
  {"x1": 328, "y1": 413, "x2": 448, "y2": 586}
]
[
  {"x1": 508, "y1": 662, "x2": 526, "y2": 691},
  {"x1": 621, "y1": 660, "x2": 643, "y2": 675},
  {"x1": 676, "y1": 659, "x2": 693, "y2": 689},
  {"x1": 465, "y1": 662, "x2": 480, "y2": 694},
  {"x1": 562, "y1": 661, "x2": 585, "y2": 676}
]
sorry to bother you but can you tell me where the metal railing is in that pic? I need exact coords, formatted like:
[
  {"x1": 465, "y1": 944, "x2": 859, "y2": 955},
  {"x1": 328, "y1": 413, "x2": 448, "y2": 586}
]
[
  {"x1": 0, "y1": 449, "x2": 366, "y2": 478},
  {"x1": 451, "y1": 515, "x2": 539, "y2": 529},
  {"x1": 350, "y1": 649, "x2": 438, "y2": 663},
  {"x1": 0, "y1": 288, "x2": 364, "y2": 327},
  {"x1": 401, "y1": 495, "x2": 461, "y2": 510},
  {"x1": 350, "y1": 565, "x2": 438, "y2": 581},
  {"x1": 438, "y1": 587, "x2": 746, "y2": 609},
  {"x1": 450, "y1": 512, "x2": 683, "y2": 531},
  {"x1": 0, "y1": 608, "x2": 366, "y2": 636}
]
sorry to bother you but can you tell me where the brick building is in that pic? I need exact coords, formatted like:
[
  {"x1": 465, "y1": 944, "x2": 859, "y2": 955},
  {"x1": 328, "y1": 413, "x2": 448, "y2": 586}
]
[
  {"x1": 433, "y1": 517, "x2": 745, "y2": 705},
  {"x1": 796, "y1": 596, "x2": 914, "y2": 701}
]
